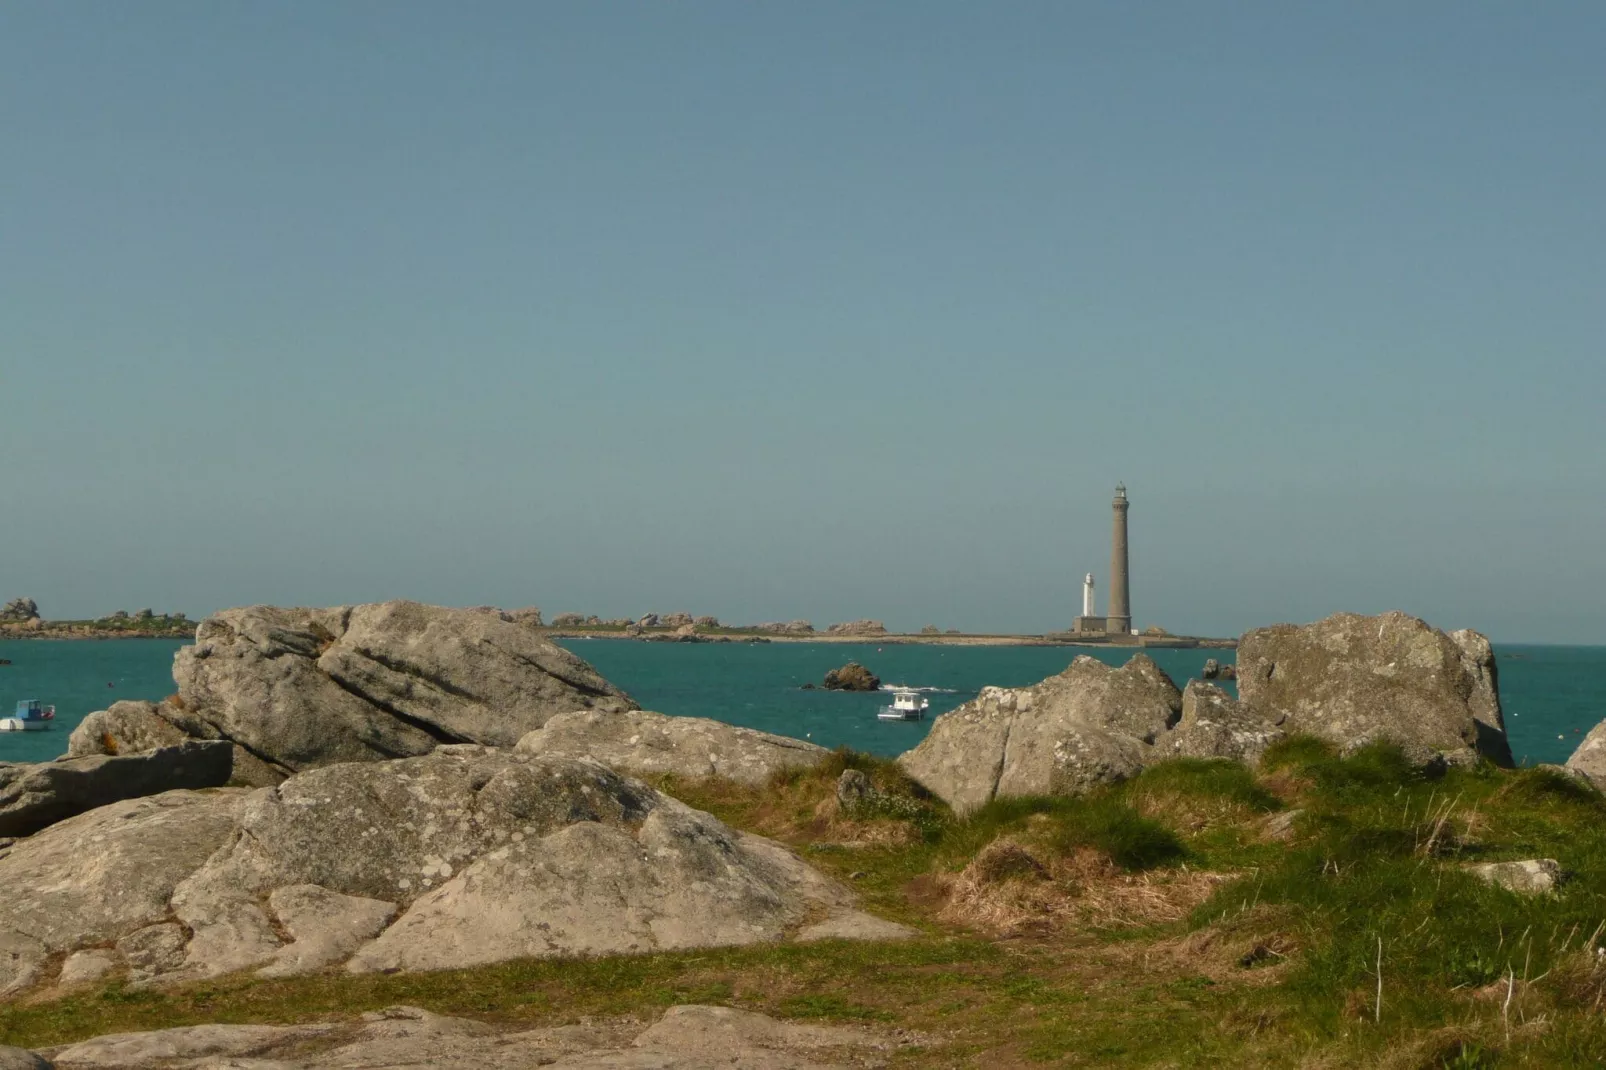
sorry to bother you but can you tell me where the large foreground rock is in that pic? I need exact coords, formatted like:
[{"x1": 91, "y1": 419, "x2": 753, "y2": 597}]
[
  {"x1": 41, "y1": 1003, "x2": 920, "y2": 1069},
  {"x1": 1236, "y1": 611, "x2": 1512, "y2": 767},
  {"x1": 0, "y1": 790, "x2": 249, "y2": 994},
  {"x1": 164, "y1": 600, "x2": 638, "y2": 774},
  {"x1": 0, "y1": 748, "x2": 903, "y2": 991},
  {"x1": 899, "y1": 654, "x2": 1182, "y2": 813},
  {"x1": 0, "y1": 743, "x2": 233, "y2": 837},
  {"x1": 515, "y1": 709, "x2": 829, "y2": 785}
]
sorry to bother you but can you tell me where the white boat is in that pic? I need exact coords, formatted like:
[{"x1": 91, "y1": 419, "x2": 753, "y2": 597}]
[
  {"x1": 1, "y1": 699, "x2": 55, "y2": 732},
  {"x1": 877, "y1": 688, "x2": 929, "y2": 722}
]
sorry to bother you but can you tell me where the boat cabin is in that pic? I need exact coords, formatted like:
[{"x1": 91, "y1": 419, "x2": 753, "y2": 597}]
[{"x1": 889, "y1": 689, "x2": 925, "y2": 713}]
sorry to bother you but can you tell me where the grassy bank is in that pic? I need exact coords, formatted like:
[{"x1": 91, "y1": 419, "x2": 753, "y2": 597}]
[{"x1": 5, "y1": 741, "x2": 1606, "y2": 1066}]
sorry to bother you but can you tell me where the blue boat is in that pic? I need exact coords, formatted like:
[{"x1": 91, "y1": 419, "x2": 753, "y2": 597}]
[{"x1": 1, "y1": 699, "x2": 55, "y2": 732}]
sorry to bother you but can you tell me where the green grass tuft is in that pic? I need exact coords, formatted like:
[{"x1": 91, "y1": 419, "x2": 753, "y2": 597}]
[
  {"x1": 1047, "y1": 797, "x2": 1187, "y2": 871},
  {"x1": 1132, "y1": 757, "x2": 1283, "y2": 812},
  {"x1": 1258, "y1": 733, "x2": 1338, "y2": 771}
]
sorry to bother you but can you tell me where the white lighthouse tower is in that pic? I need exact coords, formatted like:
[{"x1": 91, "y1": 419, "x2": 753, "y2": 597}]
[{"x1": 1082, "y1": 572, "x2": 1096, "y2": 618}]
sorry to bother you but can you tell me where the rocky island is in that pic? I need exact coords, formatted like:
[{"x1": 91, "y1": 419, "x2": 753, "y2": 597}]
[{"x1": 0, "y1": 601, "x2": 1603, "y2": 1067}]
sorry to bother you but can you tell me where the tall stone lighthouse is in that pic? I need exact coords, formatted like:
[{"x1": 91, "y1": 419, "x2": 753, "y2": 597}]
[
  {"x1": 1106, "y1": 483, "x2": 1131, "y2": 635},
  {"x1": 1071, "y1": 484, "x2": 1133, "y2": 635}
]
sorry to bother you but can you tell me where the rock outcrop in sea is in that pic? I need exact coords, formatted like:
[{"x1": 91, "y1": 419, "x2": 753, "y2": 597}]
[
  {"x1": 822, "y1": 662, "x2": 881, "y2": 691},
  {"x1": 900, "y1": 612, "x2": 1512, "y2": 813}
]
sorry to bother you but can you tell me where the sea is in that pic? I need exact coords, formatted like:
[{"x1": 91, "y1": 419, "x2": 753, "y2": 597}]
[{"x1": 0, "y1": 638, "x2": 1599, "y2": 767}]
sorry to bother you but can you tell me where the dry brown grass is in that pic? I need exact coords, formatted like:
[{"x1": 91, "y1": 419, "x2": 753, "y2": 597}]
[
  {"x1": 1258, "y1": 767, "x2": 1315, "y2": 804},
  {"x1": 937, "y1": 836, "x2": 1235, "y2": 937},
  {"x1": 1143, "y1": 904, "x2": 1302, "y2": 987},
  {"x1": 806, "y1": 795, "x2": 923, "y2": 847},
  {"x1": 663, "y1": 773, "x2": 924, "y2": 847},
  {"x1": 647, "y1": 755, "x2": 942, "y2": 853},
  {"x1": 1543, "y1": 948, "x2": 1606, "y2": 1011},
  {"x1": 1126, "y1": 786, "x2": 1265, "y2": 835}
]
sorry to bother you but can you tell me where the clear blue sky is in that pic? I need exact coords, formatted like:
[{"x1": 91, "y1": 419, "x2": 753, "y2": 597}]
[{"x1": 3, "y1": 3, "x2": 1602, "y2": 643}]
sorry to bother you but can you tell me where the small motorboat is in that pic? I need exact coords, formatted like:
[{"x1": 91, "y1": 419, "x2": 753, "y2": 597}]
[
  {"x1": 1, "y1": 699, "x2": 55, "y2": 732},
  {"x1": 877, "y1": 688, "x2": 929, "y2": 722}
]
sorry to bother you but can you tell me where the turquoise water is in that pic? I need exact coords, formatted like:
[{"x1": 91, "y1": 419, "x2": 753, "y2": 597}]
[
  {"x1": 559, "y1": 641, "x2": 1236, "y2": 757},
  {"x1": 0, "y1": 639, "x2": 188, "y2": 763},
  {"x1": 1, "y1": 637, "x2": 1599, "y2": 766}
]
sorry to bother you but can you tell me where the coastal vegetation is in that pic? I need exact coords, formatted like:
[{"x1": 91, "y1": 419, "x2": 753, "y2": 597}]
[
  {"x1": 0, "y1": 599, "x2": 191, "y2": 639},
  {"x1": 7, "y1": 740, "x2": 1606, "y2": 1066}
]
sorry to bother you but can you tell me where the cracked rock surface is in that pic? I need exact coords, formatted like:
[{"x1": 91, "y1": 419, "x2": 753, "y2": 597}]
[
  {"x1": 1153, "y1": 681, "x2": 1285, "y2": 764},
  {"x1": 897, "y1": 654, "x2": 1182, "y2": 813},
  {"x1": 899, "y1": 613, "x2": 1514, "y2": 813},
  {"x1": 0, "y1": 750, "x2": 902, "y2": 993},
  {"x1": 87, "y1": 600, "x2": 638, "y2": 777},
  {"x1": 1237, "y1": 611, "x2": 1511, "y2": 767},
  {"x1": 0, "y1": 742, "x2": 234, "y2": 837},
  {"x1": 515, "y1": 708, "x2": 829, "y2": 785},
  {"x1": 0, "y1": 789, "x2": 250, "y2": 995}
]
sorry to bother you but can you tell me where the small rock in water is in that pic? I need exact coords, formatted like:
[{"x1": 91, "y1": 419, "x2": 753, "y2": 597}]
[{"x1": 822, "y1": 662, "x2": 881, "y2": 691}]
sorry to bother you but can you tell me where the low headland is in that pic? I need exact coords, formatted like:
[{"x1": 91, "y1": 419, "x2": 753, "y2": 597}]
[
  {"x1": 1, "y1": 597, "x2": 1238, "y2": 647},
  {"x1": 542, "y1": 610, "x2": 1236, "y2": 648},
  {"x1": 0, "y1": 601, "x2": 1601, "y2": 1066},
  {"x1": 0, "y1": 599, "x2": 191, "y2": 640}
]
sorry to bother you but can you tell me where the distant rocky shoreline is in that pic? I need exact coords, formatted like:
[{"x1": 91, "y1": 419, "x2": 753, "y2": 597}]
[
  {"x1": 542, "y1": 610, "x2": 1235, "y2": 647},
  {"x1": 0, "y1": 598, "x2": 192, "y2": 640},
  {"x1": 1, "y1": 597, "x2": 1240, "y2": 648},
  {"x1": 546, "y1": 628, "x2": 1238, "y2": 649}
]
